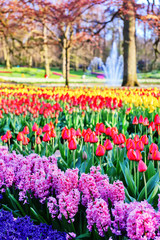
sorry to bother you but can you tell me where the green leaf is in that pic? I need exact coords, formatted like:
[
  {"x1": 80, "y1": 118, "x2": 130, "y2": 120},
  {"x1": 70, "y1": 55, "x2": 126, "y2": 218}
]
[
  {"x1": 138, "y1": 172, "x2": 159, "y2": 201},
  {"x1": 76, "y1": 233, "x2": 91, "y2": 239},
  {"x1": 147, "y1": 183, "x2": 159, "y2": 204},
  {"x1": 58, "y1": 139, "x2": 66, "y2": 160},
  {"x1": 9, "y1": 193, "x2": 26, "y2": 216},
  {"x1": 30, "y1": 207, "x2": 48, "y2": 224},
  {"x1": 124, "y1": 167, "x2": 136, "y2": 198},
  {"x1": 146, "y1": 161, "x2": 156, "y2": 180},
  {"x1": 124, "y1": 188, "x2": 135, "y2": 203}
]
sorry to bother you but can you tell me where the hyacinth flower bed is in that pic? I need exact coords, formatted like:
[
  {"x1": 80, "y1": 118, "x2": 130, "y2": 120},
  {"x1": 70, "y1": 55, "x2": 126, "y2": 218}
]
[
  {"x1": 0, "y1": 209, "x2": 66, "y2": 240},
  {"x1": 0, "y1": 85, "x2": 160, "y2": 239}
]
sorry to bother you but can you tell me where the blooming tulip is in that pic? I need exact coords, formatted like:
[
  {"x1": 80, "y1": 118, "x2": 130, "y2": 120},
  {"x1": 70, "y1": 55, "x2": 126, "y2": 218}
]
[
  {"x1": 140, "y1": 135, "x2": 148, "y2": 145},
  {"x1": 43, "y1": 132, "x2": 51, "y2": 142},
  {"x1": 104, "y1": 139, "x2": 113, "y2": 151},
  {"x1": 154, "y1": 114, "x2": 160, "y2": 125},
  {"x1": 68, "y1": 138, "x2": 77, "y2": 150},
  {"x1": 152, "y1": 151, "x2": 160, "y2": 161},
  {"x1": 36, "y1": 136, "x2": 41, "y2": 144},
  {"x1": 32, "y1": 123, "x2": 38, "y2": 132},
  {"x1": 138, "y1": 115, "x2": 144, "y2": 124},
  {"x1": 96, "y1": 144, "x2": 106, "y2": 156},
  {"x1": 138, "y1": 160, "x2": 147, "y2": 172},
  {"x1": 132, "y1": 116, "x2": 138, "y2": 125},
  {"x1": 17, "y1": 132, "x2": 24, "y2": 142},
  {"x1": 149, "y1": 143, "x2": 158, "y2": 154},
  {"x1": 23, "y1": 126, "x2": 29, "y2": 135},
  {"x1": 37, "y1": 128, "x2": 42, "y2": 136}
]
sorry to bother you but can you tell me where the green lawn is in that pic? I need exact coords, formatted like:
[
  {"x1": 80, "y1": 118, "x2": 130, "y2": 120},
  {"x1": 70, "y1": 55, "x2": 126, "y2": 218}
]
[
  {"x1": 0, "y1": 66, "x2": 159, "y2": 83},
  {"x1": 0, "y1": 66, "x2": 98, "y2": 80},
  {"x1": 137, "y1": 70, "x2": 160, "y2": 79}
]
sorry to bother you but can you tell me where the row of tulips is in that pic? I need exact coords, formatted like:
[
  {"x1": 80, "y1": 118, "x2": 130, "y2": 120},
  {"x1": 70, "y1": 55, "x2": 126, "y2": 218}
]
[
  {"x1": 0, "y1": 115, "x2": 160, "y2": 205},
  {"x1": 0, "y1": 147, "x2": 160, "y2": 240}
]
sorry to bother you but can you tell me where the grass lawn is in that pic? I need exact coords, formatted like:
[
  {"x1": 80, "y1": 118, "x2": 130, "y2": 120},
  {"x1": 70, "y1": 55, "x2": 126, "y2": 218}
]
[
  {"x1": 137, "y1": 70, "x2": 160, "y2": 79},
  {"x1": 0, "y1": 66, "x2": 98, "y2": 80},
  {"x1": 0, "y1": 66, "x2": 159, "y2": 85}
]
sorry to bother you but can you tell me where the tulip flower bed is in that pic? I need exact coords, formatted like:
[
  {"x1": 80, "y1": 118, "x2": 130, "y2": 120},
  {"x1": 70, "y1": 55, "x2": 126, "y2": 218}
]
[{"x1": 0, "y1": 84, "x2": 160, "y2": 239}]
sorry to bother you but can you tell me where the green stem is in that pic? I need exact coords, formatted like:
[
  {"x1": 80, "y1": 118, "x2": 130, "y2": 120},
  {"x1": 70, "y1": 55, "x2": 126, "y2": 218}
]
[
  {"x1": 134, "y1": 161, "x2": 136, "y2": 197},
  {"x1": 143, "y1": 172, "x2": 147, "y2": 200},
  {"x1": 20, "y1": 141, "x2": 22, "y2": 151},
  {"x1": 35, "y1": 132, "x2": 36, "y2": 148},
  {"x1": 137, "y1": 170, "x2": 139, "y2": 194},
  {"x1": 92, "y1": 144, "x2": 94, "y2": 166},
  {"x1": 73, "y1": 150, "x2": 76, "y2": 168},
  {"x1": 130, "y1": 160, "x2": 133, "y2": 175}
]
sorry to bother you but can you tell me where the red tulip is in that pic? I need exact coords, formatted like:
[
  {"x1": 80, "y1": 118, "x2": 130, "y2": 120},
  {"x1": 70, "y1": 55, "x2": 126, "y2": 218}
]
[
  {"x1": 84, "y1": 133, "x2": 90, "y2": 142},
  {"x1": 6, "y1": 130, "x2": 12, "y2": 139},
  {"x1": 50, "y1": 129, "x2": 56, "y2": 138},
  {"x1": 119, "y1": 133, "x2": 126, "y2": 144},
  {"x1": 154, "y1": 114, "x2": 160, "y2": 125},
  {"x1": 68, "y1": 138, "x2": 77, "y2": 150},
  {"x1": 76, "y1": 128, "x2": 82, "y2": 138},
  {"x1": 127, "y1": 149, "x2": 137, "y2": 161},
  {"x1": 36, "y1": 136, "x2": 41, "y2": 144},
  {"x1": 89, "y1": 132, "x2": 98, "y2": 143},
  {"x1": 42, "y1": 124, "x2": 50, "y2": 133},
  {"x1": 37, "y1": 128, "x2": 42, "y2": 136},
  {"x1": 43, "y1": 132, "x2": 51, "y2": 142},
  {"x1": 96, "y1": 144, "x2": 106, "y2": 156},
  {"x1": 22, "y1": 136, "x2": 30, "y2": 145},
  {"x1": 104, "y1": 139, "x2": 113, "y2": 151},
  {"x1": 23, "y1": 126, "x2": 29, "y2": 135},
  {"x1": 105, "y1": 127, "x2": 111, "y2": 136},
  {"x1": 62, "y1": 128, "x2": 70, "y2": 140},
  {"x1": 113, "y1": 135, "x2": 121, "y2": 145},
  {"x1": 149, "y1": 143, "x2": 158, "y2": 154},
  {"x1": 125, "y1": 107, "x2": 131, "y2": 115},
  {"x1": 17, "y1": 132, "x2": 24, "y2": 141},
  {"x1": 140, "y1": 135, "x2": 148, "y2": 145},
  {"x1": 82, "y1": 129, "x2": 87, "y2": 137},
  {"x1": 111, "y1": 127, "x2": 118, "y2": 138},
  {"x1": 139, "y1": 115, "x2": 144, "y2": 124},
  {"x1": 148, "y1": 122, "x2": 156, "y2": 132},
  {"x1": 132, "y1": 116, "x2": 138, "y2": 125},
  {"x1": 138, "y1": 160, "x2": 147, "y2": 172},
  {"x1": 135, "y1": 149, "x2": 142, "y2": 161},
  {"x1": 49, "y1": 121, "x2": 54, "y2": 130},
  {"x1": 1, "y1": 134, "x2": 7, "y2": 143},
  {"x1": 32, "y1": 123, "x2": 38, "y2": 132},
  {"x1": 143, "y1": 117, "x2": 149, "y2": 126},
  {"x1": 134, "y1": 135, "x2": 140, "y2": 142},
  {"x1": 126, "y1": 139, "x2": 136, "y2": 150},
  {"x1": 98, "y1": 123, "x2": 106, "y2": 133},
  {"x1": 136, "y1": 140, "x2": 144, "y2": 151},
  {"x1": 70, "y1": 128, "x2": 76, "y2": 137},
  {"x1": 152, "y1": 150, "x2": 160, "y2": 161}
]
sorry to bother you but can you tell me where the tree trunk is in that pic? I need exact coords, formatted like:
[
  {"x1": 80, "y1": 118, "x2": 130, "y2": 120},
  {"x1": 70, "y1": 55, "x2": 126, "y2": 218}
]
[
  {"x1": 43, "y1": 24, "x2": 50, "y2": 77},
  {"x1": 3, "y1": 37, "x2": 10, "y2": 69},
  {"x1": 75, "y1": 55, "x2": 79, "y2": 71},
  {"x1": 62, "y1": 45, "x2": 66, "y2": 79},
  {"x1": 122, "y1": 0, "x2": 139, "y2": 86},
  {"x1": 65, "y1": 47, "x2": 70, "y2": 87},
  {"x1": 29, "y1": 55, "x2": 32, "y2": 68}
]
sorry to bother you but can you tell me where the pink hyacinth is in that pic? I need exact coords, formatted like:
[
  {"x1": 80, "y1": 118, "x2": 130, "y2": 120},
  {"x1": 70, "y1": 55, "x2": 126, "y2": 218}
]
[
  {"x1": 108, "y1": 180, "x2": 125, "y2": 204},
  {"x1": 127, "y1": 201, "x2": 158, "y2": 240},
  {"x1": 86, "y1": 198, "x2": 111, "y2": 237},
  {"x1": 78, "y1": 173, "x2": 100, "y2": 206},
  {"x1": 47, "y1": 197, "x2": 58, "y2": 219},
  {"x1": 58, "y1": 189, "x2": 80, "y2": 222}
]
